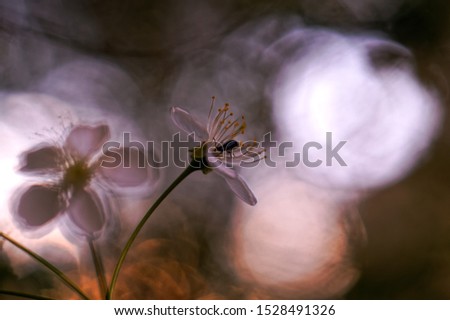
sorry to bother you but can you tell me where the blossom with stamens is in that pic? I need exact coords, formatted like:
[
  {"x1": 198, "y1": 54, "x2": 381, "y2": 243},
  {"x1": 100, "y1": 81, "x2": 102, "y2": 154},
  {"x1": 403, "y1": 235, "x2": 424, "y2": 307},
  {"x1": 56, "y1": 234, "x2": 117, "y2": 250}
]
[
  {"x1": 171, "y1": 97, "x2": 264, "y2": 206},
  {"x1": 13, "y1": 124, "x2": 156, "y2": 239}
]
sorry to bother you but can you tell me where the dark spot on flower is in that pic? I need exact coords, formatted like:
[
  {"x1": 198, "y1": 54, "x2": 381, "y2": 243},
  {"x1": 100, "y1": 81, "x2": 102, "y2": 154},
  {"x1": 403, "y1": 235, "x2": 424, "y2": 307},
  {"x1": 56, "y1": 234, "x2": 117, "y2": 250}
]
[{"x1": 62, "y1": 161, "x2": 92, "y2": 191}]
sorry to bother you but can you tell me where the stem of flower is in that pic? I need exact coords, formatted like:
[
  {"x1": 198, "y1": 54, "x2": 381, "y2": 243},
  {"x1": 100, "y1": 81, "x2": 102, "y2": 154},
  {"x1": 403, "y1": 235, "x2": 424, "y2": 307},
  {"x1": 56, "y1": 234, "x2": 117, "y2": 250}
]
[
  {"x1": 0, "y1": 290, "x2": 53, "y2": 300},
  {"x1": 107, "y1": 165, "x2": 198, "y2": 299},
  {"x1": 88, "y1": 239, "x2": 109, "y2": 299},
  {"x1": 0, "y1": 232, "x2": 90, "y2": 300}
]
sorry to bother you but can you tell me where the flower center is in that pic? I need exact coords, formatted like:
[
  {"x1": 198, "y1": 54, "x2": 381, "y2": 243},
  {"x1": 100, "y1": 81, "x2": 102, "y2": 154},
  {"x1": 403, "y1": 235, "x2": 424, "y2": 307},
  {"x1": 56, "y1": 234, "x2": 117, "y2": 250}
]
[
  {"x1": 189, "y1": 144, "x2": 211, "y2": 174},
  {"x1": 62, "y1": 160, "x2": 92, "y2": 191}
]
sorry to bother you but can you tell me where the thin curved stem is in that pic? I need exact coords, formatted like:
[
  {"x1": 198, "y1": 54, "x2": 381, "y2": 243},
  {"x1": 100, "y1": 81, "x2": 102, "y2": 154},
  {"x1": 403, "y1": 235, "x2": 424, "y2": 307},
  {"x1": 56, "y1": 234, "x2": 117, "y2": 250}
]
[
  {"x1": 0, "y1": 232, "x2": 90, "y2": 300},
  {"x1": 0, "y1": 290, "x2": 53, "y2": 300},
  {"x1": 88, "y1": 239, "x2": 108, "y2": 299},
  {"x1": 107, "y1": 165, "x2": 197, "y2": 299}
]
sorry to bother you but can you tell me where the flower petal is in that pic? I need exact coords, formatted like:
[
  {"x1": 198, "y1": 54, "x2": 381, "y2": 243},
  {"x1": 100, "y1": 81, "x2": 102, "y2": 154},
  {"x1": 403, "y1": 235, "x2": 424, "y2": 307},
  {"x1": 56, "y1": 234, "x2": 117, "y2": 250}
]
[
  {"x1": 19, "y1": 143, "x2": 61, "y2": 173},
  {"x1": 65, "y1": 124, "x2": 110, "y2": 159},
  {"x1": 214, "y1": 165, "x2": 257, "y2": 206},
  {"x1": 15, "y1": 185, "x2": 62, "y2": 228},
  {"x1": 66, "y1": 188, "x2": 105, "y2": 236},
  {"x1": 170, "y1": 107, "x2": 209, "y2": 140},
  {"x1": 98, "y1": 147, "x2": 150, "y2": 187}
]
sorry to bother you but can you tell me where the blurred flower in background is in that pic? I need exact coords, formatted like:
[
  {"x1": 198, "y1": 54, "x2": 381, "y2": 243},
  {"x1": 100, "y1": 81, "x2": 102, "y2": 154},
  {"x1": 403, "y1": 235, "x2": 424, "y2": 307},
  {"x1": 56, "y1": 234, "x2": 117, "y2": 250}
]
[{"x1": 13, "y1": 123, "x2": 156, "y2": 240}]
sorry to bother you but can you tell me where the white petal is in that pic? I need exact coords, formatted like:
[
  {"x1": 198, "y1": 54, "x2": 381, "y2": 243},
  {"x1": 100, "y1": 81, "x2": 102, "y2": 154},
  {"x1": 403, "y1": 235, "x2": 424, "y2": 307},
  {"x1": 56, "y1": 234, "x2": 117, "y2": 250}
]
[
  {"x1": 170, "y1": 107, "x2": 209, "y2": 140},
  {"x1": 65, "y1": 124, "x2": 110, "y2": 159},
  {"x1": 66, "y1": 188, "x2": 105, "y2": 236},
  {"x1": 214, "y1": 165, "x2": 257, "y2": 206},
  {"x1": 98, "y1": 147, "x2": 151, "y2": 188},
  {"x1": 14, "y1": 185, "x2": 63, "y2": 228},
  {"x1": 19, "y1": 143, "x2": 61, "y2": 173}
]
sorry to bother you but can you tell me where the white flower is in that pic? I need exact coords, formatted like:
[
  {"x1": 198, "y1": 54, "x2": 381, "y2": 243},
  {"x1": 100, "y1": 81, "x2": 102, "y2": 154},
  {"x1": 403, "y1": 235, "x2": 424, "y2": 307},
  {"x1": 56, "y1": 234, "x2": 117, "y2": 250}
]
[
  {"x1": 13, "y1": 124, "x2": 156, "y2": 239},
  {"x1": 171, "y1": 98, "x2": 264, "y2": 206}
]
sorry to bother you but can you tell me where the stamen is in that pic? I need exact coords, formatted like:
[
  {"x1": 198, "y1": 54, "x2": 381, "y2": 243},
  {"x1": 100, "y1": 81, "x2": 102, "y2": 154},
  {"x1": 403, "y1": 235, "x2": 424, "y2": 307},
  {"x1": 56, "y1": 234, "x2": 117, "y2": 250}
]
[
  {"x1": 216, "y1": 118, "x2": 242, "y2": 141},
  {"x1": 207, "y1": 96, "x2": 216, "y2": 133},
  {"x1": 208, "y1": 96, "x2": 216, "y2": 118},
  {"x1": 210, "y1": 103, "x2": 235, "y2": 139},
  {"x1": 211, "y1": 107, "x2": 235, "y2": 140}
]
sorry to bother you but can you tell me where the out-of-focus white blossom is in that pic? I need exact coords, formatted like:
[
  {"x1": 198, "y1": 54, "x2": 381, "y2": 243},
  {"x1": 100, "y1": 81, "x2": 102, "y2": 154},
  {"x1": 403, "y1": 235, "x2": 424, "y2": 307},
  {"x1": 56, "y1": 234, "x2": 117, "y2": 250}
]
[{"x1": 13, "y1": 124, "x2": 155, "y2": 239}]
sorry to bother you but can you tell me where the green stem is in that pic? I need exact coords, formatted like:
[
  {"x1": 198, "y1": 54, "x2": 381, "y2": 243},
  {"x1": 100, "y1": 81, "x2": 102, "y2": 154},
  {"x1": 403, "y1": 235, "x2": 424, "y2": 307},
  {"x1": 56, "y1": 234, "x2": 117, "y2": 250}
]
[
  {"x1": 88, "y1": 239, "x2": 109, "y2": 299},
  {"x1": 0, "y1": 290, "x2": 53, "y2": 300},
  {"x1": 0, "y1": 232, "x2": 90, "y2": 300},
  {"x1": 107, "y1": 165, "x2": 197, "y2": 299}
]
